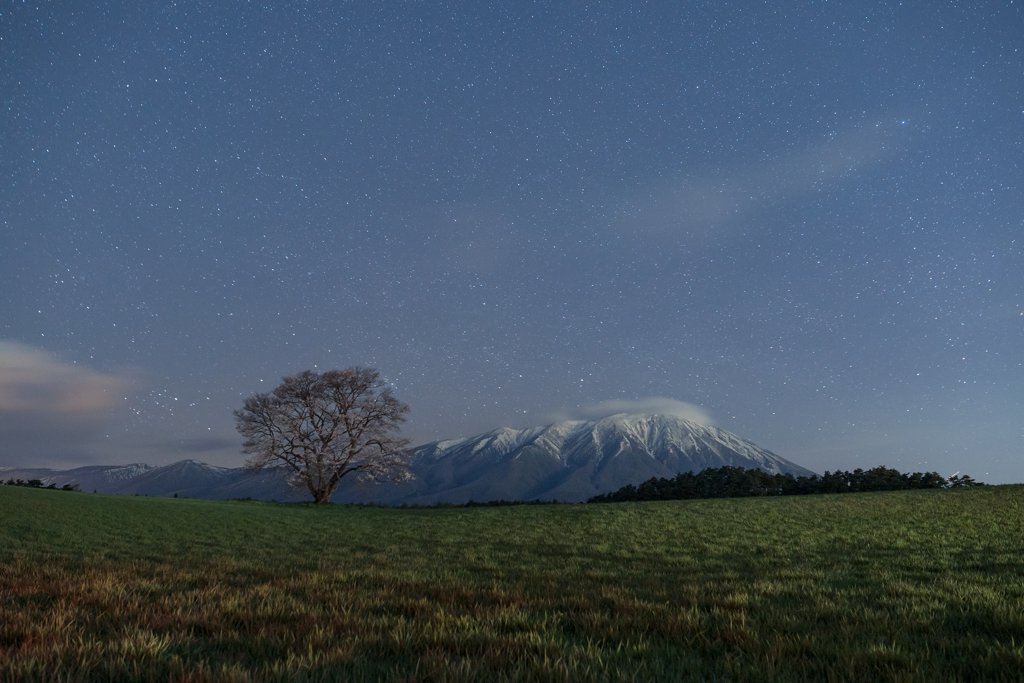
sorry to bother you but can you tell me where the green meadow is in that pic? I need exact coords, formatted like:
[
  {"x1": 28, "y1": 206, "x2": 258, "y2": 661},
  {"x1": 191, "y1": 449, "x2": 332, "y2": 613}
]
[{"x1": 1, "y1": 485, "x2": 1023, "y2": 682}]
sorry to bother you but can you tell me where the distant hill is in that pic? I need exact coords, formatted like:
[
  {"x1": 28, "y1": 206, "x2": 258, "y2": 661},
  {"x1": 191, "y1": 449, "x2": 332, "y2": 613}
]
[
  {"x1": 0, "y1": 461, "x2": 309, "y2": 501},
  {"x1": 1, "y1": 413, "x2": 814, "y2": 504},
  {"x1": 0, "y1": 463, "x2": 160, "y2": 495}
]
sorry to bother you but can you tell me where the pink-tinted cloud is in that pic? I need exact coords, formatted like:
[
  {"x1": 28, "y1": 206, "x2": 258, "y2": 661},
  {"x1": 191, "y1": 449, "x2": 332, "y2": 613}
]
[{"x1": 0, "y1": 341, "x2": 126, "y2": 414}]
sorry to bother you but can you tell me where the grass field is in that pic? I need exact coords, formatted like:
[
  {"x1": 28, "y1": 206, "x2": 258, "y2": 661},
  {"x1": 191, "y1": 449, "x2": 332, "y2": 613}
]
[{"x1": 2, "y1": 485, "x2": 1023, "y2": 682}]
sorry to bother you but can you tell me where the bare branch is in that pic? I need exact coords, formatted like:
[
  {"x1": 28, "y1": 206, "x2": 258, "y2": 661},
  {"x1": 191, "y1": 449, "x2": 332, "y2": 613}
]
[{"x1": 234, "y1": 367, "x2": 412, "y2": 503}]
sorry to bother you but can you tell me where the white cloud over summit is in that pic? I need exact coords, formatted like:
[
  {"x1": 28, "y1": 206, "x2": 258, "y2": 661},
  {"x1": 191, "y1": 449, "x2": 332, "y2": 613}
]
[{"x1": 545, "y1": 397, "x2": 713, "y2": 425}]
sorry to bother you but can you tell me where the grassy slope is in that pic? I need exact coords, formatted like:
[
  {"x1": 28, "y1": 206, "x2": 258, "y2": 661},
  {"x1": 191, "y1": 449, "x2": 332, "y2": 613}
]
[{"x1": 1, "y1": 485, "x2": 1022, "y2": 682}]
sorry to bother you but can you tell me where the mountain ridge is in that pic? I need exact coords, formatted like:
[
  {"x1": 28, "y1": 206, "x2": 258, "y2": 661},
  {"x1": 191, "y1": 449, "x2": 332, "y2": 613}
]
[{"x1": 1, "y1": 414, "x2": 814, "y2": 503}]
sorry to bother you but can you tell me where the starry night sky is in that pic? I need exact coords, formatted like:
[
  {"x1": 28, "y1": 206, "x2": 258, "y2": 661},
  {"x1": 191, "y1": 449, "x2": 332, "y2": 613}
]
[{"x1": 2, "y1": 1, "x2": 1022, "y2": 482}]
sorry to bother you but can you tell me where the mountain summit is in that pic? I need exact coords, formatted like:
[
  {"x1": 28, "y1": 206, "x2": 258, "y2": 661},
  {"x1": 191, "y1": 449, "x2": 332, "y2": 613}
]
[{"x1": 363, "y1": 413, "x2": 815, "y2": 504}]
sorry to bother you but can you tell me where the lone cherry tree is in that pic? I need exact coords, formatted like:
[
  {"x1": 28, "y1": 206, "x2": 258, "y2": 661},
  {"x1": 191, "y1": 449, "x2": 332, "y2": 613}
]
[{"x1": 235, "y1": 367, "x2": 411, "y2": 504}]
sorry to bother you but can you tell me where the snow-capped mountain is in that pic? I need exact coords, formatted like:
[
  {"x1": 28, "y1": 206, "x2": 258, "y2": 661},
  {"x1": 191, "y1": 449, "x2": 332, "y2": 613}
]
[
  {"x1": 103, "y1": 459, "x2": 237, "y2": 497},
  {"x1": 362, "y1": 413, "x2": 815, "y2": 504},
  {"x1": 0, "y1": 414, "x2": 814, "y2": 504},
  {"x1": 0, "y1": 463, "x2": 158, "y2": 493},
  {"x1": 102, "y1": 463, "x2": 159, "y2": 482}
]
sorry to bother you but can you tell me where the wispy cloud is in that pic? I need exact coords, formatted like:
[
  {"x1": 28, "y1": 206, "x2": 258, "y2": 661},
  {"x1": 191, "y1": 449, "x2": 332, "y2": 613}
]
[
  {"x1": 545, "y1": 397, "x2": 713, "y2": 425},
  {"x1": 0, "y1": 341, "x2": 131, "y2": 468},
  {"x1": 621, "y1": 121, "x2": 904, "y2": 245},
  {"x1": 177, "y1": 436, "x2": 239, "y2": 453},
  {"x1": 0, "y1": 341, "x2": 126, "y2": 413}
]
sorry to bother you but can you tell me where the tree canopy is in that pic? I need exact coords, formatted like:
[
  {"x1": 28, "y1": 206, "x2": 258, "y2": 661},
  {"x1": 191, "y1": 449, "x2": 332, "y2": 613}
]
[{"x1": 234, "y1": 367, "x2": 411, "y2": 504}]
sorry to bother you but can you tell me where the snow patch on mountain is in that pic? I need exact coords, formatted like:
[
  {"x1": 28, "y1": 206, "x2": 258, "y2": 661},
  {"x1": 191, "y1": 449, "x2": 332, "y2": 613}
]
[{"x1": 102, "y1": 463, "x2": 158, "y2": 482}]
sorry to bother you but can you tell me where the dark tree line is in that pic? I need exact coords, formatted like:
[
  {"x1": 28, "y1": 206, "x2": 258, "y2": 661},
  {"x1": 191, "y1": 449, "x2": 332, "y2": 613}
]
[
  {"x1": 587, "y1": 465, "x2": 985, "y2": 503},
  {"x1": 2, "y1": 479, "x2": 80, "y2": 492}
]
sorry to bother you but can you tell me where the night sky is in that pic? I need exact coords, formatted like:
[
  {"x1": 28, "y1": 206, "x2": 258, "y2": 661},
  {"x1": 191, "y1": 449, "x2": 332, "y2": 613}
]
[{"x1": 2, "y1": 1, "x2": 1022, "y2": 483}]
